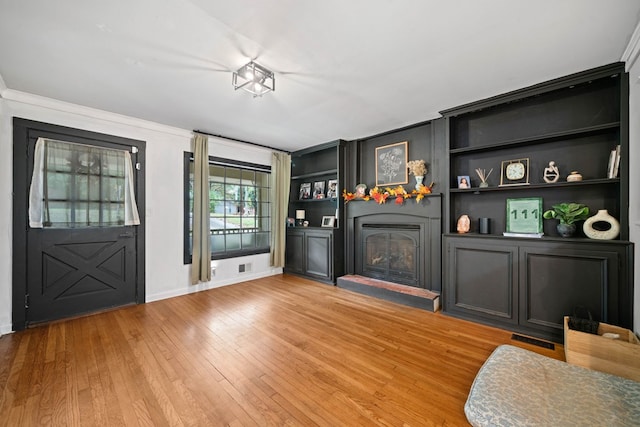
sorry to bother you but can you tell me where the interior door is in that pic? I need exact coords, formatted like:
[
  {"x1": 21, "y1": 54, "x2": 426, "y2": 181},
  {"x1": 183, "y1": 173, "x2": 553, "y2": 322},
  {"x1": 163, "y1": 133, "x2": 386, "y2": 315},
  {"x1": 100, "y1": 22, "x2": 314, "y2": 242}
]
[{"x1": 12, "y1": 118, "x2": 146, "y2": 329}]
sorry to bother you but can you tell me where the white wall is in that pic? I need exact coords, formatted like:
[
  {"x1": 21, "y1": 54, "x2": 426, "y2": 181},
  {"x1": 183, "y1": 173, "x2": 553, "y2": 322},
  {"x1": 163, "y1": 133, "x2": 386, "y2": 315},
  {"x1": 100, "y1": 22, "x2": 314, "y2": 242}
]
[
  {"x1": 0, "y1": 91, "x2": 281, "y2": 335},
  {"x1": 624, "y1": 24, "x2": 640, "y2": 334}
]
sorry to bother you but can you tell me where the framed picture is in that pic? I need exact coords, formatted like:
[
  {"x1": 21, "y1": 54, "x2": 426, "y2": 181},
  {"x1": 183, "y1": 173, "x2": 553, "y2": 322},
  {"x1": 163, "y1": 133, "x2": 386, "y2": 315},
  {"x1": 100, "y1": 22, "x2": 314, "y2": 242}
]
[
  {"x1": 500, "y1": 158, "x2": 530, "y2": 186},
  {"x1": 375, "y1": 141, "x2": 408, "y2": 186},
  {"x1": 321, "y1": 216, "x2": 335, "y2": 227},
  {"x1": 505, "y1": 197, "x2": 543, "y2": 234},
  {"x1": 299, "y1": 182, "x2": 311, "y2": 200},
  {"x1": 327, "y1": 179, "x2": 338, "y2": 198},
  {"x1": 457, "y1": 175, "x2": 470, "y2": 189},
  {"x1": 286, "y1": 217, "x2": 295, "y2": 227},
  {"x1": 313, "y1": 181, "x2": 325, "y2": 199}
]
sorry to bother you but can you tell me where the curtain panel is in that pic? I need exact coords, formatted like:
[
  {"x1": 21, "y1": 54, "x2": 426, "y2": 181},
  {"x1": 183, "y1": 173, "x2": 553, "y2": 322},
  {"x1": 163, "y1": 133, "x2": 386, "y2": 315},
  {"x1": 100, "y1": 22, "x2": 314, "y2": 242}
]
[
  {"x1": 191, "y1": 133, "x2": 212, "y2": 284},
  {"x1": 270, "y1": 151, "x2": 291, "y2": 267}
]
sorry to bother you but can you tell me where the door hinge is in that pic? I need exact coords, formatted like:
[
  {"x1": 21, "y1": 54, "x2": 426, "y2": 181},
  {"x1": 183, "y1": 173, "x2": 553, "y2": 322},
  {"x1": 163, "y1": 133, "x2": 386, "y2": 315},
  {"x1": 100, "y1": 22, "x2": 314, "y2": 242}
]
[
  {"x1": 25, "y1": 293, "x2": 29, "y2": 309},
  {"x1": 131, "y1": 146, "x2": 139, "y2": 154},
  {"x1": 135, "y1": 163, "x2": 141, "y2": 170}
]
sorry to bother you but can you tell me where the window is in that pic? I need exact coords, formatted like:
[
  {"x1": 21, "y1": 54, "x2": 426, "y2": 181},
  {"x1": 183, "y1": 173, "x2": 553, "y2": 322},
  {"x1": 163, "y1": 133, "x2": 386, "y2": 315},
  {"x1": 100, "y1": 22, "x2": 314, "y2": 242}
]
[
  {"x1": 29, "y1": 138, "x2": 140, "y2": 228},
  {"x1": 184, "y1": 153, "x2": 271, "y2": 262}
]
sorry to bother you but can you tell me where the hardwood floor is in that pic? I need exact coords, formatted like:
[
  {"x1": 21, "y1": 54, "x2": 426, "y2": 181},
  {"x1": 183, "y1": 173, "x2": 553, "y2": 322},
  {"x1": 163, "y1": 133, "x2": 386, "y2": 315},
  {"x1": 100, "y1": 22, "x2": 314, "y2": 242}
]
[{"x1": 0, "y1": 274, "x2": 564, "y2": 426}]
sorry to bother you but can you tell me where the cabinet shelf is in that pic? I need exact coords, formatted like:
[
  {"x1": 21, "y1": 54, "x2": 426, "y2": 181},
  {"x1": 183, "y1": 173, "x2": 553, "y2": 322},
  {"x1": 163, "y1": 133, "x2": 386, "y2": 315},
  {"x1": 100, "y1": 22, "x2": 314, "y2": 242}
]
[
  {"x1": 291, "y1": 169, "x2": 338, "y2": 180},
  {"x1": 442, "y1": 232, "x2": 629, "y2": 244},
  {"x1": 291, "y1": 197, "x2": 339, "y2": 203},
  {"x1": 450, "y1": 178, "x2": 620, "y2": 193},
  {"x1": 449, "y1": 122, "x2": 620, "y2": 155}
]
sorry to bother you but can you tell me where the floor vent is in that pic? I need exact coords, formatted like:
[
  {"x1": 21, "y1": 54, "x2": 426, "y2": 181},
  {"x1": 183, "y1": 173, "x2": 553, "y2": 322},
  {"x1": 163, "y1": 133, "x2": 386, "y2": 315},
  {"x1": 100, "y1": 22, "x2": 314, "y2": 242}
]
[{"x1": 511, "y1": 333, "x2": 555, "y2": 350}]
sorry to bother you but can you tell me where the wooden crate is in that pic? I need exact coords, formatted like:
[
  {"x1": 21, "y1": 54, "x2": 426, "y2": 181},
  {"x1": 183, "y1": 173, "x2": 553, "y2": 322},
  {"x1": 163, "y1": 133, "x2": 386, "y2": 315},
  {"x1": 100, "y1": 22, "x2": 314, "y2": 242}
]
[{"x1": 564, "y1": 316, "x2": 640, "y2": 382}]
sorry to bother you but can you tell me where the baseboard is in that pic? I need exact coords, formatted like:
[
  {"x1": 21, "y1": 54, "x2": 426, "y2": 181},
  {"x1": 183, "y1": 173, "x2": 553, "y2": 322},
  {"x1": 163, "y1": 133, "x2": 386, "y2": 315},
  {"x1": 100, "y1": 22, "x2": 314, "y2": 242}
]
[{"x1": 146, "y1": 268, "x2": 282, "y2": 303}]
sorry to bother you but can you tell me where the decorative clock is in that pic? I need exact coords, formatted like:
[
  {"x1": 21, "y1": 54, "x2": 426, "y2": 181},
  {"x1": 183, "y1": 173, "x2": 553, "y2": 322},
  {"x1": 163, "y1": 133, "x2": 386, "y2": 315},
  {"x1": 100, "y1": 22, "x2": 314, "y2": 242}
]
[{"x1": 499, "y1": 158, "x2": 530, "y2": 186}]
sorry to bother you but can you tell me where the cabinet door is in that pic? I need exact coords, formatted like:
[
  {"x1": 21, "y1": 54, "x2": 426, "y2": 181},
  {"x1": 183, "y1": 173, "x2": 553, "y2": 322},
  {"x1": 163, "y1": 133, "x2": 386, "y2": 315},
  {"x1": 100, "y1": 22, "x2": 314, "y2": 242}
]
[
  {"x1": 518, "y1": 243, "x2": 626, "y2": 340},
  {"x1": 444, "y1": 237, "x2": 518, "y2": 327},
  {"x1": 285, "y1": 231, "x2": 304, "y2": 274},
  {"x1": 304, "y1": 231, "x2": 333, "y2": 281}
]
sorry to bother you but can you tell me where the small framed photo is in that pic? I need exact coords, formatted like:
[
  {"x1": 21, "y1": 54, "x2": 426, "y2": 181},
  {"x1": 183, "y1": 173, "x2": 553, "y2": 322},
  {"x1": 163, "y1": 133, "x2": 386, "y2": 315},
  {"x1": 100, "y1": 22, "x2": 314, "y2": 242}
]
[
  {"x1": 286, "y1": 217, "x2": 295, "y2": 227},
  {"x1": 457, "y1": 175, "x2": 471, "y2": 189},
  {"x1": 299, "y1": 182, "x2": 311, "y2": 200},
  {"x1": 321, "y1": 216, "x2": 336, "y2": 227},
  {"x1": 313, "y1": 181, "x2": 325, "y2": 199},
  {"x1": 327, "y1": 179, "x2": 338, "y2": 198}
]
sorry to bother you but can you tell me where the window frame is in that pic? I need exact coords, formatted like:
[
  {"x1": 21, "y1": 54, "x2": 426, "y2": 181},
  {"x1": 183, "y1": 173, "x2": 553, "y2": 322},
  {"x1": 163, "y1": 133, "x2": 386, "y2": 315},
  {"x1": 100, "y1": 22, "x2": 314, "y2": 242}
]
[{"x1": 183, "y1": 152, "x2": 271, "y2": 264}]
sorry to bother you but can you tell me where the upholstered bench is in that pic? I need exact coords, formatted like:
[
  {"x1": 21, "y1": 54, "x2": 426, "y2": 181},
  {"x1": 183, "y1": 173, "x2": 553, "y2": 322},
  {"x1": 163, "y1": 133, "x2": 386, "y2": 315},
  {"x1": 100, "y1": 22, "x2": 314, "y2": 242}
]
[{"x1": 465, "y1": 345, "x2": 640, "y2": 426}]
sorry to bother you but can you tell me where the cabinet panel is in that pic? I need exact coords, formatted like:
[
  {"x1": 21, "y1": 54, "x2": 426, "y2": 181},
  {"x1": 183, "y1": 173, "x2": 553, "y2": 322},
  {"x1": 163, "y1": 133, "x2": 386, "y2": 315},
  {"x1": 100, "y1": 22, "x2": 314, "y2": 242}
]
[
  {"x1": 305, "y1": 232, "x2": 332, "y2": 280},
  {"x1": 445, "y1": 237, "x2": 518, "y2": 325},
  {"x1": 285, "y1": 232, "x2": 304, "y2": 274},
  {"x1": 519, "y1": 245, "x2": 623, "y2": 341}
]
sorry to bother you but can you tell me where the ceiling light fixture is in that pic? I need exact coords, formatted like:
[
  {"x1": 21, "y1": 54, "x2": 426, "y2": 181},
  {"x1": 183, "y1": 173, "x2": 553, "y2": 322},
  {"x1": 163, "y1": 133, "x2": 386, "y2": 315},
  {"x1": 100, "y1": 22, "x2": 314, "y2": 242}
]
[{"x1": 232, "y1": 61, "x2": 275, "y2": 97}]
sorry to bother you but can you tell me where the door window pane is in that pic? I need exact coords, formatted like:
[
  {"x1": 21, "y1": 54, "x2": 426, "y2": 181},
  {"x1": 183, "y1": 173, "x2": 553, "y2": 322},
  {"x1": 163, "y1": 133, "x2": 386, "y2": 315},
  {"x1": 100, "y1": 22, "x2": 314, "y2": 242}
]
[{"x1": 30, "y1": 138, "x2": 139, "y2": 228}]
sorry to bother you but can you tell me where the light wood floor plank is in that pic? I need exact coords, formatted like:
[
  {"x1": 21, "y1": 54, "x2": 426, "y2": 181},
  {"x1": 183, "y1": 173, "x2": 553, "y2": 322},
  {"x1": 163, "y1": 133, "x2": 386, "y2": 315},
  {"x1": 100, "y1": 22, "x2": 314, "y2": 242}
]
[{"x1": 0, "y1": 274, "x2": 564, "y2": 426}]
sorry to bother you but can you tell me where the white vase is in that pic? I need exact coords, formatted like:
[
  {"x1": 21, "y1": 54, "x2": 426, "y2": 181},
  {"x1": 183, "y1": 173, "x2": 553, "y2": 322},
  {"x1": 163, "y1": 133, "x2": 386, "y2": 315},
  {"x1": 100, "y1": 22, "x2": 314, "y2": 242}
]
[
  {"x1": 583, "y1": 209, "x2": 620, "y2": 240},
  {"x1": 414, "y1": 175, "x2": 424, "y2": 190}
]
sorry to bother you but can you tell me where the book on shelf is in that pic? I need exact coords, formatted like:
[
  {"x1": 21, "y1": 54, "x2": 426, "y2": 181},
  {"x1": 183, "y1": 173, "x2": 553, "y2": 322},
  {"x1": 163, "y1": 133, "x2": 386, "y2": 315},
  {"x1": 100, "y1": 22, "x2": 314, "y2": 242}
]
[
  {"x1": 607, "y1": 145, "x2": 621, "y2": 178},
  {"x1": 502, "y1": 232, "x2": 544, "y2": 238},
  {"x1": 612, "y1": 145, "x2": 621, "y2": 178},
  {"x1": 607, "y1": 149, "x2": 616, "y2": 178}
]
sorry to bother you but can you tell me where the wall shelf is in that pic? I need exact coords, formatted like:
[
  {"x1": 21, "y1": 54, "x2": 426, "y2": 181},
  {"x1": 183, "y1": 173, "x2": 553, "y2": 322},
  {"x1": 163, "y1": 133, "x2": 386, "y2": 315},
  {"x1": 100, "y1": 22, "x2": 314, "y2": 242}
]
[
  {"x1": 449, "y1": 122, "x2": 620, "y2": 154},
  {"x1": 450, "y1": 178, "x2": 620, "y2": 193}
]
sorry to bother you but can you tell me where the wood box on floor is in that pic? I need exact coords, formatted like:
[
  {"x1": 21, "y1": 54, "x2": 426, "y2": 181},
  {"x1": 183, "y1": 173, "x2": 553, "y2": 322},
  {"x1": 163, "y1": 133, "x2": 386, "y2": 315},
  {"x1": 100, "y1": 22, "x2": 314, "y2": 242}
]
[{"x1": 564, "y1": 316, "x2": 640, "y2": 382}]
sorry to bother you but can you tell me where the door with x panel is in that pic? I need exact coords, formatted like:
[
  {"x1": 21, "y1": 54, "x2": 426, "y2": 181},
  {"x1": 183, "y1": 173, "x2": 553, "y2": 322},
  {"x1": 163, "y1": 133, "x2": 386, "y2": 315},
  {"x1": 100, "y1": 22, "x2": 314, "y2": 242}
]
[{"x1": 13, "y1": 119, "x2": 145, "y2": 329}]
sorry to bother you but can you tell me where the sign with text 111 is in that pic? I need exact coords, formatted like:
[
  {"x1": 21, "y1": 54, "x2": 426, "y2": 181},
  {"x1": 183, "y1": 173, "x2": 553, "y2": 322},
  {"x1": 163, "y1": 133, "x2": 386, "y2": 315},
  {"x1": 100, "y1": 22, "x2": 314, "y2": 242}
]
[{"x1": 505, "y1": 197, "x2": 543, "y2": 234}]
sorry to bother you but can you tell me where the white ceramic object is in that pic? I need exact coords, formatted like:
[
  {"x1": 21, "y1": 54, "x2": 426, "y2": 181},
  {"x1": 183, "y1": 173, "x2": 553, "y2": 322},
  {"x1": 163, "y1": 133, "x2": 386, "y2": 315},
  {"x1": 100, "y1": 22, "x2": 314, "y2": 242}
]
[
  {"x1": 567, "y1": 171, "x2": 583, "y2": 182},
  {"x1": 583, "y1": 209, "x2": 620, "y2": 240}
]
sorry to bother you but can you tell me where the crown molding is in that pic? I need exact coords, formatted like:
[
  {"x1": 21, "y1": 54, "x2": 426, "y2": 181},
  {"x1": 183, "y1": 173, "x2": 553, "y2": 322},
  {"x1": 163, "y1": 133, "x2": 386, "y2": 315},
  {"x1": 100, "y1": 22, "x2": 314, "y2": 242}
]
[
  {"x1": 1, "y1": 89, "x2": 193, "y2": 138},
  {"x1": 622, "y1": 19, "x2": 640, "y2": 72}
]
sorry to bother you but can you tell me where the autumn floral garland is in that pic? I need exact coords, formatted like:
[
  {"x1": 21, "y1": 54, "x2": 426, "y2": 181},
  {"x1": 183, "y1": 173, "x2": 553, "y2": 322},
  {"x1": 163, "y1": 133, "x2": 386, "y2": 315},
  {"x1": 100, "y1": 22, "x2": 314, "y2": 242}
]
[{"x1": 342, "y1": 183, "x2": 435, "y2": 205}]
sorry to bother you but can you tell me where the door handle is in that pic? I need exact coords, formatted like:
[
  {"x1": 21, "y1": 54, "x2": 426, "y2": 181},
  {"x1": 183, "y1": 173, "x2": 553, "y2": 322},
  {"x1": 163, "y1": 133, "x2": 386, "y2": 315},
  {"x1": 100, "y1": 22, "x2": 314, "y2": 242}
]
[{"x1": 119, "y1": 232, "x2": 135, "y2": 238}]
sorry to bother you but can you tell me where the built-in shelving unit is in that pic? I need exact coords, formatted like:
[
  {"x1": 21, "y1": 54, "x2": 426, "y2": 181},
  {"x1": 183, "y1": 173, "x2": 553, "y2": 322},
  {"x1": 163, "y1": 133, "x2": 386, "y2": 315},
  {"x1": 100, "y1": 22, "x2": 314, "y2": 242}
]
[
  {"x1": 440, "y1": 62, "x2": 633, "y2": 342},
  {"x1": 285, "y1": 140, "x2": 346, "y2": 284}
]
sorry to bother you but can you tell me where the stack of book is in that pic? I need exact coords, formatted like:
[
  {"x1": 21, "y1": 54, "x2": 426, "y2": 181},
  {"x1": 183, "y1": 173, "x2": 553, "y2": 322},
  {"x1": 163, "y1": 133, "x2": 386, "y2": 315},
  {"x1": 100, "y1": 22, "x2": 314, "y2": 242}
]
[{"x1": 607, "y1": 145, "x2": 621, "y2": 178}]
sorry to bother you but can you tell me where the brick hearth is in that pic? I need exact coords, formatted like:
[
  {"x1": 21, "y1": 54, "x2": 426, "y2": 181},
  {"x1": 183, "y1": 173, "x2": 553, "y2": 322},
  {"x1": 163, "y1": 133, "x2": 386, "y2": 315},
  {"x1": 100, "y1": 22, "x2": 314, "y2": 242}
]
[{"x1": 336, "y1": 274, "x2": 440, "y2": 312}]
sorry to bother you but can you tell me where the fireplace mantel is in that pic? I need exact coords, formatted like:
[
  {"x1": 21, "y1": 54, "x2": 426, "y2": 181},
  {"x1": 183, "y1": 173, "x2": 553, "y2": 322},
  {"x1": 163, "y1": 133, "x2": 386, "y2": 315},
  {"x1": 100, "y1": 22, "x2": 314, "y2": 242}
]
[{"x1": 344, "y1": 194, "x2": 442, "y2": 292}]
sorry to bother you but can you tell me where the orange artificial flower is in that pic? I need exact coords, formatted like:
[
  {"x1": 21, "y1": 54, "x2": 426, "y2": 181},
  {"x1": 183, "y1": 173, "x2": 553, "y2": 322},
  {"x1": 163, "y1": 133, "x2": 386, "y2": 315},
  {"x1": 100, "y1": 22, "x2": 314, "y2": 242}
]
[
  {"x1": 342, "y1": 189, "x2": 356, "y2": 203},
  {"x1": 412, "y1": 182, "x2": 434, "y2": 202},
  {"x1": 369, "y1": 187, "x2": 389, "y2": 204}
]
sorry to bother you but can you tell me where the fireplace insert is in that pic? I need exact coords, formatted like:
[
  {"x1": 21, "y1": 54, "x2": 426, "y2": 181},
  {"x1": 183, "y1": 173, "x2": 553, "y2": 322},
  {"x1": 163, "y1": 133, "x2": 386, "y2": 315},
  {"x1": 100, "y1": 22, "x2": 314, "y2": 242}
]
[{"x1": 360, "y1": 223, "x2": 420, "y2": 287}]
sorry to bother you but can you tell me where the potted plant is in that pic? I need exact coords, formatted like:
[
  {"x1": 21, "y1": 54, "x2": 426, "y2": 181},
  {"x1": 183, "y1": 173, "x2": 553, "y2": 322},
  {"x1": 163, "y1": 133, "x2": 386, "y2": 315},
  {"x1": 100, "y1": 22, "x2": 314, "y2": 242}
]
[{"x1": 542, "y1": 203, "x2": 590, "y2": 237}]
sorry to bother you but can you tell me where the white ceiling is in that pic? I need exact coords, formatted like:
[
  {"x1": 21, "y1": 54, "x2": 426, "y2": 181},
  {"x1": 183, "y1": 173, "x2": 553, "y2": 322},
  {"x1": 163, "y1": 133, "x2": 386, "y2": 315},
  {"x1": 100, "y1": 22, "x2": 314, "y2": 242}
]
[{"x1": 1, "y1": 1, "x2": 639, "y2": 152}]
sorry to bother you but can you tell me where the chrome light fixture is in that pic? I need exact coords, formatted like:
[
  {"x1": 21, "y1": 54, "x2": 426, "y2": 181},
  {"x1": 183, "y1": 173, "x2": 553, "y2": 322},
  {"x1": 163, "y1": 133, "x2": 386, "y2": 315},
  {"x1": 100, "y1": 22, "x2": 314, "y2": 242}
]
[{"x1": 232, "y1": 61, "x2": 275, "y2": 97}]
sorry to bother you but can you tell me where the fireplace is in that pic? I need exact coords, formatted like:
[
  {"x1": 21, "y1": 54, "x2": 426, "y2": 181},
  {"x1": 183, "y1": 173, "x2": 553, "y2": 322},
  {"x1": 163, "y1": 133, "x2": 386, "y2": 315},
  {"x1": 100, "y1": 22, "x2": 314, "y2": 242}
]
[
  {"x1": 344, "y1": 195, "x2": 442, "y2": 292},
  {"x1": 361, "y1": 224, "x2": 420, "y2": 287}
]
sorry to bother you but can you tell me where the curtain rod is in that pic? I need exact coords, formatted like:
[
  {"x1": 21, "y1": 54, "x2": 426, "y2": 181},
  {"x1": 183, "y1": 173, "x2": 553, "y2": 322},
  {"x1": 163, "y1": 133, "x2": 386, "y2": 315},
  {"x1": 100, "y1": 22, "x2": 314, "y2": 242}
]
[{"x1": 193, "y1": 129, "x2": 290, "y2": 154}]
